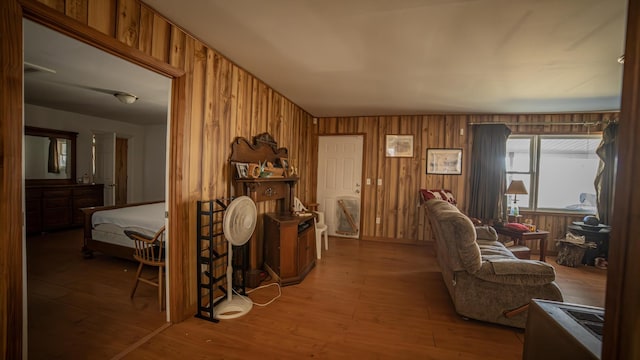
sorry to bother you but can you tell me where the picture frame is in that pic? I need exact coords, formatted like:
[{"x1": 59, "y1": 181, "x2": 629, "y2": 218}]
[
  {"x1": 385, "y1": 135, "x2": 414, "y2": 157},
  {"x1": 426, "y1": 148, "x2": 462, "y2": 175},
  {"x1": 235, "y1": 162, "x2": 249, "y2": 178},
  {"x1": 278, "y1": 157, "x2": 289, "y2": 170}
]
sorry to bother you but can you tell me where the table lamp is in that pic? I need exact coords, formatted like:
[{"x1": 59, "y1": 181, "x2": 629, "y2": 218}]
[{"x1": 506, "y1": 180, "x2": 528, "y2": 216}]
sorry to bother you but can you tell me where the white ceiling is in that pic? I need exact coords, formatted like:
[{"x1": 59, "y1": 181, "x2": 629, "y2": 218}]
[
  {"x1": 144, "y1": 0, "x2": 627, "y2": 117},
  {"x1": 23, "y1": 1, "x2": 627, "y2": 122},
  {"x1": 23, "y1": 19, "x2": 171, "y2": 125}
]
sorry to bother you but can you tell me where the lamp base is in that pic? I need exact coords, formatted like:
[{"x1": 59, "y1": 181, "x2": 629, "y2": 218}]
[{"x1": 509, "y1": 203, "x2": 520, "y2": 217}]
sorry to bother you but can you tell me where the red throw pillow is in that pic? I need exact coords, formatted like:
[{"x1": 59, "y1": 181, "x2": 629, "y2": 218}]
[{"x1": 504, "y1": 222, "x2": 530, "y2": 232}]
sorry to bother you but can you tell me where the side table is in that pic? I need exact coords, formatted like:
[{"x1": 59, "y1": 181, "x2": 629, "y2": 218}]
[{"x1": 494, "y1": 226, "x2": 549, "y2": 262}]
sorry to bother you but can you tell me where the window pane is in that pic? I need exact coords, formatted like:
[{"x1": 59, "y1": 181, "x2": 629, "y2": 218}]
[
  {"x1": 506, "y1": 174, "x2": 531, "y2": 209},
  {"x1": 506, "y1": 138, "x2": 531, "y2": 172},
  {"x1": 537, "y1": 137, "x2": 600, "y2": 211}
]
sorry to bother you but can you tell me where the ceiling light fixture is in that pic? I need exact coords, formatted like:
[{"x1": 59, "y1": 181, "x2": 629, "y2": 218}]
[{"x1": 113, "y1": 92, "x2": 138, "y2": 104}]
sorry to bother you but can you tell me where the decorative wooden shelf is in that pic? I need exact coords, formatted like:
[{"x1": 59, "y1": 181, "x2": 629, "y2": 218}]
[{"x1": 228, "y1": 133, "x2": 300, "y2": 287}]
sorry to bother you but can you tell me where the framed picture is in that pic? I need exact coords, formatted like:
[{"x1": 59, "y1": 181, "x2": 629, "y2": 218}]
[
  {"x1": 426, "y1": 148, "x2": 462, "y2": 175},
  {"x1": 385, "y1": 135, "x2": 414, "y2": 157},
  {"x1": 278, "y1": 157, "x2": 289, "y2": 169},
  {"x1": 235, "y1": 162, "x2": 249, "y2": 178}
]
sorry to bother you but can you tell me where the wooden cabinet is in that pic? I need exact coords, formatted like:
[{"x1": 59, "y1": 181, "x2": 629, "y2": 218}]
[
  {"x1": 263, "y1": 213, "x2": 316, "y2": 286},
  {"x1": 26, "y1": 184, "x2": 104, "y2": 234}
]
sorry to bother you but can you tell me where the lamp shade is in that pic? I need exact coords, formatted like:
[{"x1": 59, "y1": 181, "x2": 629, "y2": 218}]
[{"x1": 506, "y1": 180, "x2": 528, "y2": 195}]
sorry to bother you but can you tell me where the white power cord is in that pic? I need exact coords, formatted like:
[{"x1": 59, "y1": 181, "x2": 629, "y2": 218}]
[{"x1": 232, "y1": 282, "x2": 281, "y2": 307}]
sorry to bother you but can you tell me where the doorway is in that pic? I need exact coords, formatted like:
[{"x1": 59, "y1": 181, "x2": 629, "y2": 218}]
[
  {"x1": 23, "y1": 18, "x2": 171, "y2": 358},
  {"x1": 116, "y1": 137, "x2": 128, "y2": 205},
  {"x1": 316, "y1": 135, "x2": 364, "y2": 238}
]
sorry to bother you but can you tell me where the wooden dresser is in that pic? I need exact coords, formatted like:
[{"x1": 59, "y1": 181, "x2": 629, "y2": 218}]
[
  {"x1": 26, "y1": 184, "x2": 104, "y2": 234},
  {"x1": 263, "y1": 213, "x2": 316, "y2": 286}
]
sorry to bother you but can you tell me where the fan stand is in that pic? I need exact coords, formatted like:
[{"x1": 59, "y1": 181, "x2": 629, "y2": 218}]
[
  {"x1": 213, "y1": 244, "x2": 253, "y2": 319},
  {"x1": 213, "y1": 196, "x2": 257, "y2": 320}
]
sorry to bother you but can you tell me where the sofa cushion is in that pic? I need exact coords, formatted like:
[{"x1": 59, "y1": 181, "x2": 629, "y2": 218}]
[{"x1": 474, "y1": 259, "x2": 557, "y2": 286}]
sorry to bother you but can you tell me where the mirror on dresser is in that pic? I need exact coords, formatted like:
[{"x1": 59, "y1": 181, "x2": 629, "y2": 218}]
[
  {"x1": 25, "y1": 126, "x2": 77, "y2": 185},
  {"x1": 25, "y1": 126, "x2": 104, "y2": 234}
]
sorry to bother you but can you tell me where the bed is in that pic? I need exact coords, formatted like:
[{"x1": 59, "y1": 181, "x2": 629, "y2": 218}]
[{"x1": 81, "y1": 201, "x2": 165, "y2": 260}]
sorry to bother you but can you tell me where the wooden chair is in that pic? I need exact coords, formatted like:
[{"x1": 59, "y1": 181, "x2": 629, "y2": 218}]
[{"x1": 125, "y1": 226, "x2": 166, "y2": 311}]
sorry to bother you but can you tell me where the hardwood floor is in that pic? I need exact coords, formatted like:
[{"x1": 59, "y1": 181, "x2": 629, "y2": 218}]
[
  {"x1": 27, "y1": 229, "x2": 166, "y2": 359},
  {"x1": 26, "y1": 230, "x2": 606, "y2": 359}
]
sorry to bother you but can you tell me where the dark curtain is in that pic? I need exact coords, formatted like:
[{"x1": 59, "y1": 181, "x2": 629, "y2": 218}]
[
  {"x1": 47, "y1": 137, "x2": 60, "y2": 173},
  {"x1": 594, "y1": 123, "x2": 618, "y2": 225},
  {"x1": 468, "y1": 124, "x2": 512, "y2": 221}
]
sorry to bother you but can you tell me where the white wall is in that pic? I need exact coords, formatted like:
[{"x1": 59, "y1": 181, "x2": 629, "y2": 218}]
[
  {"x1": 143, "y1": 124, "x2": 167, "y2": 201},
  {"x1": 25, "y1": 104, "x2": 166, "y2": 202}
]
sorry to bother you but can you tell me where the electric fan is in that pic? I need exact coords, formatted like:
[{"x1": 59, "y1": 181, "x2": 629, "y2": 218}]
[{"x1": 213, "y1": 196, "x2": 257, "y2": 320}]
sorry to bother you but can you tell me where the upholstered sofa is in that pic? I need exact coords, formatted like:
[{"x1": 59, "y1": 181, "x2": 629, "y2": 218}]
[{"x1": 425, "y1": 199, "x2": 563, "y2": 328}]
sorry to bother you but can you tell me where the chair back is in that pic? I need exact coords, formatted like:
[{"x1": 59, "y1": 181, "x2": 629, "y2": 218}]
[
  {"x1": 293, "y1": 197, "x2": 308, "y2": 212},
  {"x1": 125, "y1": 226, "x2": 166, "y2": 266},
  {"x1": 315, "y1": 211, "x2": 326, "y2": 225}
]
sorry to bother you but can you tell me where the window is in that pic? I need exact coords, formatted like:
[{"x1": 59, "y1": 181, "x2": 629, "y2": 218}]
[{"x1": 506, "y1": 135, "x2": 601, "y2": 213}]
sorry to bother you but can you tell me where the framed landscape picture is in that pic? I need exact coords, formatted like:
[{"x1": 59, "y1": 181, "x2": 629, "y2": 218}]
[
  {"x1": 426, "y1": 148, "x2": 462, "y2": 175},
  {"x1": 385, "y1": 135, "x2": 414, "y2": 157}
]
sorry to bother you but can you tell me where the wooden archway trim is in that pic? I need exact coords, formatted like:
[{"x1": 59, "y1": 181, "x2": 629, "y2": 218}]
[{"x1": 20, "y1": 0, "x2": 184, "y2": 79}]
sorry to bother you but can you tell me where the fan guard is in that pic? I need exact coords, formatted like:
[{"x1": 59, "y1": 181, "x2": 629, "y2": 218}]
[{"x1": 213, "y1": 196, "x2": 257, "y2": 320}]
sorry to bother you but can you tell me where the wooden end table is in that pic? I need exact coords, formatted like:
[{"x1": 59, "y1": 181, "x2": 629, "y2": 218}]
[{"x1": 494, "y1": 227, "x2": 549, "y2": 262}]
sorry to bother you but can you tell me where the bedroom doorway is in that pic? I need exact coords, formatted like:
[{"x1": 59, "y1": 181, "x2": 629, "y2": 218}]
[
  {"x1": 116, "y1": 137, "x2": 128, "y2": 205},
  {"x1": 23, "y1": 17, "x2": 172, "y2": 358}
]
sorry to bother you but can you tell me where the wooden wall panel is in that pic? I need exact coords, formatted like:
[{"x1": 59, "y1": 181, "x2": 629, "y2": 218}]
[
  {"x1": 137, "y1": 4, "x2": 153, "y2": 55},
  {"x1": 26, "y1": 0, "x2": 315, "y2": 322},
  {"x1": 37, "y1": 0, "x2": 64, "y2": 13},
  {"x1": 317, "y1": 112, "x2": 616, "y2": 250},
  {"x1": 87, "y1": 0, "x2": 116, "y2": 36},
  {"x1": 115, "y1": 0, "x2": 139, "y2": 48},
  {"x1": 64, "y1": 0, "x2": 86, "y2": 23},
  {"x1": 1, "y1": 1, "x2": 24, "y2": 358}
]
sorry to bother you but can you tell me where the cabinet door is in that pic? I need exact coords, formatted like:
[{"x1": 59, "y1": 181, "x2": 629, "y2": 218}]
[
  {"x1": 279, "y1": 223, "x2": 298, "y2": 279},
  {"x1": 297, "y1": 228, "x2": 315, "y2": 274}
]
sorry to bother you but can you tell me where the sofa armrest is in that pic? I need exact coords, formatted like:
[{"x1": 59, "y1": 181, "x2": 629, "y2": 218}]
[
  {"x1": 474, "y1": 258, "x2": 556, "y2": 286},
  {"x1": 475, "y1": 225, "x2": 498, "y2": 241}
]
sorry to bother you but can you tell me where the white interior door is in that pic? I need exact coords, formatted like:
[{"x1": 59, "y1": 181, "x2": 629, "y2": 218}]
[
  {"x1": 316, "y1": 135, "x2": 363, "y2": 238},
  {"x1": 94, "y1": 132, "x2": 116, "y2": 206}
]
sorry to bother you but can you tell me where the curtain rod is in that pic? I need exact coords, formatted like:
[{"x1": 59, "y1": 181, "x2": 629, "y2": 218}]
[{"x1": 468, "y1": 120, "x2": 617, "y2": 126}]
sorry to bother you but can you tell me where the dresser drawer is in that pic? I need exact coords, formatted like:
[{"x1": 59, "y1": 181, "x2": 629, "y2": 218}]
[
  {"x1": 73, "y1": 187, "x2": 103, "y2": 197},
  {"x1": 43, "y1": 197, "x2": 71, "y2": 209},
  {"x1": 42, "y1": 189, "x2": 72, "y2": 198}
]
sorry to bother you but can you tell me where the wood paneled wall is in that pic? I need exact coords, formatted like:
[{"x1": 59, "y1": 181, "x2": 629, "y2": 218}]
[
  {"x1": 316, "y1": 112, "x2": 617, "y2": 255},
  {"x1": 23, "y1": 0, "x2": 315, "y2": 324},
  {"x1": 1, "y1": 0, "x2": 24, "y2": 357}
]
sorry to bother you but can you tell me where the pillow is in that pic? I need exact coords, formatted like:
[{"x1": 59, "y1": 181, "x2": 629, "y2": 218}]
[
  {"x1": 419, "y1": 189, "x2": 457, "y2": 205},
  {"x1": 439, "y1": 190, "x2": 457, "y2": 205},
  {"x1": 504, "y1": 222, "x2": 530, "y2": 232},
  {"x1": 420, "y1": 189, "x2": 444, "y2": 202}
]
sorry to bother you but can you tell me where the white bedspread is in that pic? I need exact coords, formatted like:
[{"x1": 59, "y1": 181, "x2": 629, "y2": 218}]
[{"x1": 91, "y1": 202, "x2": 165, "y2": 233}]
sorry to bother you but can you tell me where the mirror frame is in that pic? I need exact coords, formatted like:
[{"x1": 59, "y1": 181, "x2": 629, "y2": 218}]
[{"x1": 25, "y1": 126, "x2": 77, "y2": 185}]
